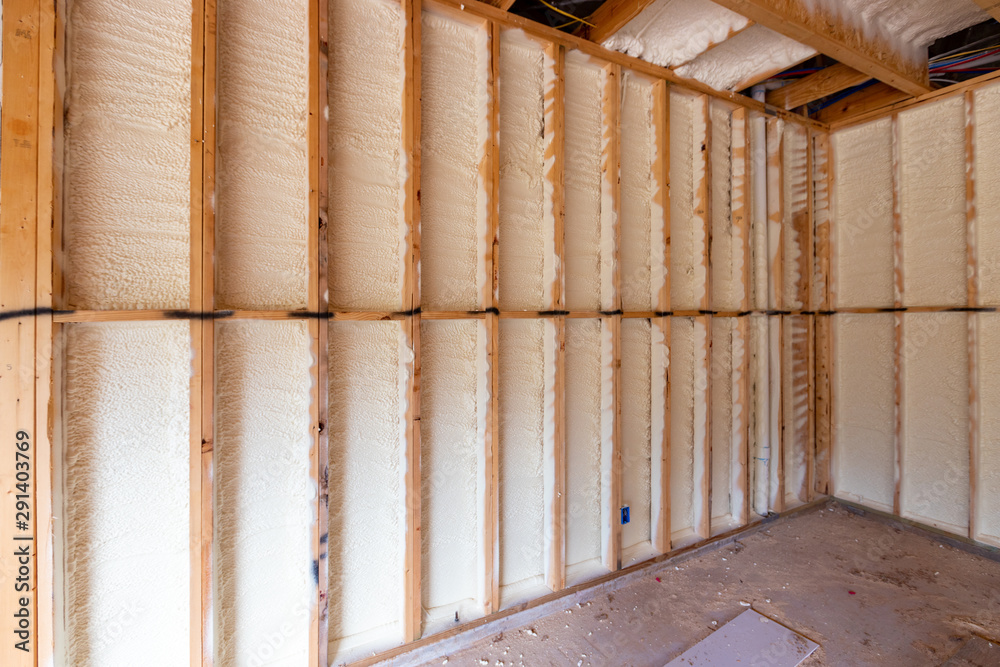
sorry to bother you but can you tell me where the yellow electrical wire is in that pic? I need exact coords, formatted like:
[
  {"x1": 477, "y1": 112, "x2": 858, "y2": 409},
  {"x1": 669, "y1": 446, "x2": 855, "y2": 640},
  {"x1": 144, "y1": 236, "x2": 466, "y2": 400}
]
[
  {"x1": 538, "y1": 0, "x2": 595, "y2": 28},
  {"x1": 930, "y1": 43, "x2": 1000, "y2": 62}
]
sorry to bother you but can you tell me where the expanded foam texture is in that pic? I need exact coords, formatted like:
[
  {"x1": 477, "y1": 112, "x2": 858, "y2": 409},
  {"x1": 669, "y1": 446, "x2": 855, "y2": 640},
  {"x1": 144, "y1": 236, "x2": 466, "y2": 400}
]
[
  {"x1": 602, "y1": 0, "x2": 750, "y2": 69},
  {"x1": 620, "y1": 73, "x2": 659, "y2": 312},
  {"x1": 420, "y1": 11, "x2": 490, "y2": 311},
  {"x1": 61, "y1": 322, "x2": 191, "y2": 664},
  {"x1": 899, "y1": 96, "x2": 967, "y2": 307},
  {"x1": 782, "y1": 124, "x2": 810, "y2": 310},
  {"x1": 749, "y1": 111, "x2": 770, "y2": 311},
  {"x1": 833, "y1": 314, "x2": 895, "y2": 512},
  {"x1": 214, "y1": 321, "x2": 314, "y2": 666},
  {"x1": 328, "y1": 0, "x2": 407, "y2": 311},
  {"x1": 748, "y1": 314, "x2": 771, "y2": 515},
  {"x1": 782, "y1": 315, "x2": 811, "y2": 506},
  {"x1": 63, "y1": 0, "x2": 191, "y2": 309},
  {"x1": 710, "y1": 318, "x2": 734, "y2": 526},
  {"x1": 811, "y1": 133, "x2": 831, "y2": 307},
  {"x1": 709, "y1": 100, "x2": 740, "y2": 311},
  {"x1": 670, "y1": 317, "x2": 709, "y2": 541},
  {"x1": 975, "y1": 82, "x2": 1000, "y2": 306},
  {"x1": 900, "y1": 312, "x2": 969, "y2": 535},
  {"x1": 564, "y1": 319, "x2": 605, "y2": 580},
  {"x1": 675, "y1": 25, "x2": 816, "y2": 93},
  {"x1": 976, "y1": 313, "x2": 1000, "y2": 545},
  {"x1": 215, "y1": 0, "x2": 310, "y2": 310},
  {"x1": 831, "y1": 118, "x2": 894, "y2": 308},
  {"x1": 565, "y1": 51, "x2": 614, "y2": 312},
  {"x1": 498, "y1": 319, "x2": 548, "y2": 603},
  {"x1": 328, "y1": 321, "x2": 410, "y2": 657},
  {"x1": 498, "y1": 31, "x2": 552, "y2": 311},
  {"x1": 621, "y1": 319, "x2": 652, "y2": 557},
  {"x1": 670, "y1": 91, "x2": 708, "y2": 310},
  {"x1": 419, "y1": 319, "x2": 489, "y2": 628}
]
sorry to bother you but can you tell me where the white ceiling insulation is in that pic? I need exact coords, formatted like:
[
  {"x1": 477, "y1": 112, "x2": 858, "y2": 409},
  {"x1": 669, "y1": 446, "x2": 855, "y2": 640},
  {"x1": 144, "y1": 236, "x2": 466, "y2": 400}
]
[
  {"x1": 601, "y1": 0, "x2": 750, "y2": 69},
  {"x1": 602, "y1": 0, "x2": 990, "y2": 93}
]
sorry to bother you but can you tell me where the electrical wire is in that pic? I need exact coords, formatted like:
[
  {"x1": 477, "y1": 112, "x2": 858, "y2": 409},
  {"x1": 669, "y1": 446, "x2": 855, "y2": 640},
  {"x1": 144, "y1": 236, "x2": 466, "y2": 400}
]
[{"x1": 537, "y1": 0, "x2": 594, "y2": 27}]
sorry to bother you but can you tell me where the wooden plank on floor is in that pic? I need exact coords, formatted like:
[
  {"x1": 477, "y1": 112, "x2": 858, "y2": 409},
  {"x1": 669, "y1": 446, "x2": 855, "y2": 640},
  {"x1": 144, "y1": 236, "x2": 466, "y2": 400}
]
[
  {"x1": 652, "y1": 79, "x2": 671, "y2": 554},
  {"x1": 403, "y1": 0, "x2": 423, "y2": 642},
  {"x1": 543, "y1": 41, "x2": 567, "y2": 593}
]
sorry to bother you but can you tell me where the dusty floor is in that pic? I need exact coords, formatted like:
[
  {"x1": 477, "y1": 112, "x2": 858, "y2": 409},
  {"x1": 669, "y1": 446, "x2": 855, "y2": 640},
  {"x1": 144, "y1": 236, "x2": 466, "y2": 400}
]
[{"x1": 413, "y1": 503, "x2": 1000, "y2": 666}]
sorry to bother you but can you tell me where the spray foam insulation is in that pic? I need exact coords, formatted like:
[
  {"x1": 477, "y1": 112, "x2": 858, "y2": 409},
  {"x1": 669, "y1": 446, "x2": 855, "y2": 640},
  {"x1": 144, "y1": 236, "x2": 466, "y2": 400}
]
[
  {"x1": 709, "y1": 318, "x2": 733, "y2": 527},
  {"x1": 602, "y1": 0, "x2": 750, "y2": 69},
  {"x1": 215, "y1": 0, "x2": 310, "y2": 310},
  {"x1": 749, "y1": 111, "x2": 770, "y2": 311},
  {"x1": 214, "y1": 321, "x2": 314, "y2": 666},
  {"x1": 564, "y1": 319, "x2": 606, "y2": 582},
  {"x1": 899, "y1": 96, "x2": 967, "y2": 307},
  {"x1": 975, "y1": 82, "x2": 1000, "y2": 307},
  {"x1": 670, "y1": 317, "x2": 709, "y2": 542},
  {"x1": 498, "y1": 319, "x2": 550, "y2": 604},
  {"x1": 327, "y1": 321, "x2": 411, "y2": 657},
  {"x1": 675, "y1": 25, "x2": 816, "y2": 93},
  {"x1": 669, "y1": 91, "x2": 708, "y2": 311},
  {"x1": 831, "y1": 118, "x2": 895, "y2": 308},
  {"x1": 833, "y1": 314, "x2": 895, "y2": 512},
  {"x1": 976, "y1": 314, "x2": 1000, "y2": 545},
  {"x1": 63, "y1": 0, "x2": 191, "y2": 310},
  {"x1": 782, "y1": 124, "x2": 810, "y2": 310},
  {"x1": 420, "y1": 10, "x2": 490, "y2": 311},
  {"x1": 782, "y1": 316, "x2": 811, "y2": 506},
  {"x1": 498, "y1": 30, "x2": 554, "y2": 311},
  {"x1": 621, "y1": 319, "x2": 653, "y2": 561},
  {"x1": 749, "y1": 314, "x2": 771, "y2": 515},
  {"x1": 901, "y1": 312, "x2": 969, "y2": 536},
  {"x1": 709, "y1": 100, "x2": 748, "y2": 312},
  {"x1": 811, "y1": 132, "x2": 831, "y2": 306},
  {"x1": 61, "y1": 322, "x2": 191, "y2": 664},
  {"x1": 327, "y1": 0, "x2": 407, "y2": 311},
  {"x1": 564, "y1": 51, "x2": 615, "y2": 312},
  {"x1": 620, "y1": 73, "x2": 660, "y2": 312},
  {"x1": 420, "y1": 319, "x2": 489, "y2": 629}
]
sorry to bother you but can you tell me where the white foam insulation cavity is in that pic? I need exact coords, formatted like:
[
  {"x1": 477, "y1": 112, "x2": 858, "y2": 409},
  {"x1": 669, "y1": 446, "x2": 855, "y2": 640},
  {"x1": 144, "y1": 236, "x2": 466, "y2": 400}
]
[
  {"x1": 675, "y1": 25, "x2": 816, "y2": 93},
  {"x1": 833, "y1": 314, "x2": 895, "y2": 513},
  {"x1": 214, "y1": 321, "x2": 314, "y2": 666},
  {"x1": 811, "y1": 133, "x2": 831, "y2": 307},
  {"x1": 670, "y1": 317, "x2": 709, "y2": 543},
  {"x1": 831, "y1": 118, "x2": 894, "y2": 308},
  {"x1": 710, "y1": 317, "x2": 745, "y2": 532},
  {"x1": 782, "y1": 316, "x2": 811, "y2": 506},
  {"x1": 620, "y1": 73, "x2": 665, "y2": 312},
  {"x1": 750, "y1": 111, "x2": 769, "y2": 311},
  {"x1": 782, "y1": 124, "x2": 810, "y2": 310},
  {"x1": 498, "y1": 319, "x2": 553, "y2": 605},
  {"x1": 709, "y1": 100, "x2": 747, "y2": 311},
  {"x1": 565, "y1": 51, "x2": 615, "y2": 312},
  {"x1": 215, "y1": 0, "x2": 310, "y2": 310},
  {"x1": 901, "y1": 312, "x2": 969, "y2": 536},
  {"x1": 420, "y1": 10, "x2": 490, "y2": 311},
  {"x1": 602, "y1": 0, "x2": 750, "y2": 69},
  {"x1": 975, "y1": 82, "x2": 1000, "y2": 307},
  {"x1": 327, "y1": 321, "x2": 411, "y2": 659},
  {"x1": 420, "y1": 319, "x2": 489, "y2": 630},
  {"x1": 621, "y1": 319, "x2": 654, "y2": 563},
  {"x1": 498, "y1": 30, "x2": 555, "y2": 312},
  {"x1": 899, "y1": 96, "x2": 967, "y2": 307},
  {"x1": 60, "y1": 322, "x2": 191, "y2": 664},
  {"x1": 748, "y1": 313, "x2": 771, "y2": 516},
  {"x1": 564, "y1": 319, "x2": 607, "y2": 583},
  {"x1": 328, "y1": 0, "x2": 407, "y2": 311},
  {"x1": 63, "y1": 0, "x2": 191, "y2": 310},
  {"x1": 976, "y1": 314, "x2": 1000, "y2": 546},
  {"x1": 670, "y1": 91, "x2": 708, "y2": 310},
  {"x1": 801, "y1": 0, "x2": 987, "y2": 65}
]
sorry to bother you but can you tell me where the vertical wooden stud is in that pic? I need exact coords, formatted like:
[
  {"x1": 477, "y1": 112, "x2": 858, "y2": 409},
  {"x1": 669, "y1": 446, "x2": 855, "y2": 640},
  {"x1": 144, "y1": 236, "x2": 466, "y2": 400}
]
[
  {"x1": 765, "y1": 117, "x2": 784, "y2": 513},
  {"x1": 891, "y1": 113, "x2": 904, "y2": 517},
  {"x1": 697, "y1": 95, "x2": 712, "y2": 538},
  {"x1": 731, "y1": 106, "x2": 751, "y2": 525},
  {"x1": 966, "y1": 91, "x2": 980, "y2": 541}
]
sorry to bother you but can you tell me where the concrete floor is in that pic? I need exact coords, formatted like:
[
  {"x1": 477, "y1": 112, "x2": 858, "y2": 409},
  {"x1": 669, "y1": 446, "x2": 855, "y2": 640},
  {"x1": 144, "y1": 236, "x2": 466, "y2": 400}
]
[{"x1": 403, "y1": 502, "x2": 1000, "y2": 666}]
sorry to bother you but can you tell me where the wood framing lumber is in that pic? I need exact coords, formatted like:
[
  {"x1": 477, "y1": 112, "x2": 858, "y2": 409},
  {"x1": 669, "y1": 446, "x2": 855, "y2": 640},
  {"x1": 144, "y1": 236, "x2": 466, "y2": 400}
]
[
  {"x1": 767, "y1": 63, "x2": 870, "y2": 110},
  {"x1": 582, "y1": 0, "x2": 658, "y2": 44}
]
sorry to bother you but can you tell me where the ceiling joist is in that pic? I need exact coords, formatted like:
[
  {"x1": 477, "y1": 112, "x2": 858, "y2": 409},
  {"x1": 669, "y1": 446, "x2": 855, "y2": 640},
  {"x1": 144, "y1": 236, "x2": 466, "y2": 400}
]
[
  {"x1": 767, "y1": 63, "x2": 871, "y2": 109},
  {"x1": 971, "y1": 0, "x2": 1000, "y2": 23},
  {"x1": 709, "y1": 0, "x2": 932, "y2": 96}
]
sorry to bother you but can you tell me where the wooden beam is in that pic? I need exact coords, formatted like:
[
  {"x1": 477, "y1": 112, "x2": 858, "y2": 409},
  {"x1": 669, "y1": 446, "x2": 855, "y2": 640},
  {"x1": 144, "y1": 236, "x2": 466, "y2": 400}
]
[
  {"x1": 652, "y1": 79, "x2": 671, "y2": 553},
  {"x1": 544, "y1": 42, "x2": 567, "y2": 592},
  {"x1": 709, "y1": 0, "x2": 931, "y2": 96},
  {"x1": 767, "y1": 63, "x2": 870, "y2": 110},
  {"x1": 403, "y1": 0, "x2": 423, "y2": 643},
  {"x1": 811, "y1": 130, "x2": 832, "y2": 497},
  {"x1": 815, "y1": 82, "x2": 910, "y2": 125},
  {"x1": 697, "y1": 95, "x2": 712, "y2": 539},
  {"x1": 891, "y1": 113, "x2": 904, "y2": 517},
  {"x1": 966, "y1": 91, "x2": 980, "y2": 543},
  {"x1": 971, "y1": 0, "x2": 1000, "y2": 23},
  {"x1": 732, "y1": 106, "x2": 751, "y2": 524},
  {"x1": 583, "y1": 0, "x2": 657, "y2": 44}
]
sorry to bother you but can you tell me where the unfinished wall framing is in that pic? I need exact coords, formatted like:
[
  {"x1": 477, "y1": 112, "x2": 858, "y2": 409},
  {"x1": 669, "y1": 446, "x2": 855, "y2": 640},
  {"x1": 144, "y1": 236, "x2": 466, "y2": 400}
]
[{"x1": 38, "y1": 0, "x2": 832, "y2": 664}]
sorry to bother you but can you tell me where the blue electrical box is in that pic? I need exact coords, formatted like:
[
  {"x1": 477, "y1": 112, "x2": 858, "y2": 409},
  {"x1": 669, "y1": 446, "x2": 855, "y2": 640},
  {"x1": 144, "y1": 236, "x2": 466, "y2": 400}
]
[{"x1": 620, "y1": 506, "x2": 630, "y2": 525}]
